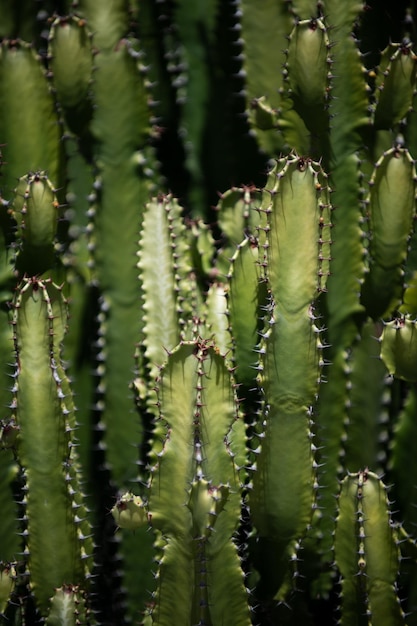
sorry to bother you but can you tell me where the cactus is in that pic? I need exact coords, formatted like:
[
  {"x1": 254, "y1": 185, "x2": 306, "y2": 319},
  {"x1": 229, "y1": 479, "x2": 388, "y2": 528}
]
[
  {"x1": 1, "y1": 1, "x2": 417, "y2": 625},
  {"x1": 9, "y1": 277, "x2": 94, "y2": 617},
  {"x1": 334, "y1": 469, "x2": 405, "y2": 625},
  {"x1": 130, "y1": 339, "x2": 249, "y2": 626}
]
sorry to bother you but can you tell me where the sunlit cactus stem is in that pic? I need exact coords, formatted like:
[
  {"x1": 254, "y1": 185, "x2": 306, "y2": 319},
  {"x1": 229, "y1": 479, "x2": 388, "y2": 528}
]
[
  {"x1": 10, "y1": 277, "x2": 93, "y2": 617},
  {"x1": 250, "y1": 154, "x2": 332, "y2": 597}
]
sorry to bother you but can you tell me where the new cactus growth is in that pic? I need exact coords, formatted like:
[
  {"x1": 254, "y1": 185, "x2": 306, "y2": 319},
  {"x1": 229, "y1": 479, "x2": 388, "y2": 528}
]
[{"x1": 1, "y1": 1, "x2": 417, "y2": 625}]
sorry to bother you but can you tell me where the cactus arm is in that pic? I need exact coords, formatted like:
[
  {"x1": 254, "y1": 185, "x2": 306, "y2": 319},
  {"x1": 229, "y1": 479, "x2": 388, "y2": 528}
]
[
  {"x1": 148, "y1": 345, "x2": 199, "y2": 539},
  {"x1": 87, "y1": 32, "x2": 157, "y2": 613},
  {"x1": 361, "y1": 147, "x2": 417, "y2": 319},
  {"x1": 380, "y1": 316, "x2": 417, "y2": 382},
  {"x1": 405, "y1": 98, "x2": 417, "y2": 159},
  {"x1": 138, "y1": 195, "x2": 191, "y2": 381},
  {"x1": 342, "y1": 321, "x2": 389, "y2": 473},
  {"x1": 325, "y1": 0, "x2": 370, "y2": 341},
  {"x1": 147, "y1": 341, "x2": 250, "y2": 625},
  {"x1": 285, "y1": 17, "x2": 331, "y2": 144},
  {"x1": 80, "y1": 0, "x2": 156, "y2": 491},
  {"x1": 263, "y1": 156, "x2": 331, "y2": 310},
  {"x1": 47, "y1": 16, "x2": 94, "y2": 140},
  {"x1": 239, "y1": 0, "x2": 292, "y2": 155},
  {"x1": 326, "y1": 155, "x2": 367, "y2": 343},
  {"x1": 0, "y1": 562, "x2": 16, "y2": 616},
  {"x1": 373, "y1": 42, "x2": 417, "y2": 131},
  {"x1": 335, "y1": 470, "x2": 405, "y2": 626},
  {"x1": 77, "y1": 0, "x2": 128, "y2": 51},
  {"x1": 250, "y1": 155, "x2": 331, "y2": 597},
  {"x1": 188, "y1": 219, "x2": 217, "y2": 282},
  {"x1": 46, "y1": 585, "x2": 95, "y2": 626},
  {"x1": 391, "y1": 386, "x2": 417, "y2": 531},
  {"x1": 325, "y1": 0, "x2": 370, "y2": 154},
  {"x1": 171, "y1": 0, "x2": 219, "y2": 216},
  {"x1": 227, "y1": 237, "x2": 266, "y2": 387},
  {"x1": 216, "y1": 185, "x2": 263, "y2": 266},
  {"x1": 10, "y1": 172, "x2": 61, "y2": 276},
  {"x1": 251, "y1": 310, "x2": 320, "y2": 598},
  {"x1": 48, "y1": 16, "x2": 93, "y2": 111},
  {"x1": 306, "y1": 346, "x2": 352, "y2": 597},
  {"x1": 0, "y1": 41, "x2": 63, "y2": 201},
  {"x1": 0, "y1": 450, "x2": 19, "y2": 566},
  {"x1": 11, "y1": 278, "x2": 92, "y2": 615},
  {"x1": 205, "y1": 281, "x2": 231, "y2": 356}
]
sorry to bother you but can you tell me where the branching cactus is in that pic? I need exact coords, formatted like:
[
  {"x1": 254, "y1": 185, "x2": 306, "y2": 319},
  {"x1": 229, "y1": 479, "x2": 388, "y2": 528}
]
[
  {"x1": 115, "y1": 340, "x2": 250, "y2": 626},
  {"x1": 1, "y1": 1, "x2": 417, "y2": 625}
]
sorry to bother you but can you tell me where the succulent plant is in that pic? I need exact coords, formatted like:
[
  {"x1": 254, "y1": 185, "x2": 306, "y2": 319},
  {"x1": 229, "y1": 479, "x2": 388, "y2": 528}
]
[{"x1": 1, "y1": 1, "x2": 417, "y2": 625}]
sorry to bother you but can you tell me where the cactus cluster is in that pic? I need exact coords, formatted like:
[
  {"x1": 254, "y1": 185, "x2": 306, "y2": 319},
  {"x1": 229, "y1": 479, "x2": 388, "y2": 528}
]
[{"x1": 1, "y1": 1, "x2": 417, "y2": 625}]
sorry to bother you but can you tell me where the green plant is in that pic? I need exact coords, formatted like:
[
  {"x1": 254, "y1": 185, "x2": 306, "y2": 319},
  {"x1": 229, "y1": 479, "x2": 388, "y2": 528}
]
[{"x1": 1, "y1": 1, "x2": 417, "y2": 625}]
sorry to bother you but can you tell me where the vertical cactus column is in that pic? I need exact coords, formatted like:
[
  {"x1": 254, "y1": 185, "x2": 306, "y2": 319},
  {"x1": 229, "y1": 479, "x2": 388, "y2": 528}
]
[
  {"x1": 78, "y1": 0, "x2": 157, "y2": 491},
  {"x1": 0, "y1": 40, "x2": 63, "y2": 204},
  {"x1": 137, "y1": 194, "x2": 193, "y2": 383},
  {"x1": 114, "y1": 339, "x2": 250, "y2": 626},
  {"x1": 250, "y1": 154, "x2": 332, "y2": 598},
  {"x1": 335, "y1": 470, "x2": 405, "y2": 625},
  {"x1": 10, "y1": 172, "x2": 62, "y2": 276},
  {"x1": 10, "y1": 278, "x2": 93, "y2": 618},
  {"x1": 361, "y1": 147, "x2": 417, "y2": 319},
  {"x1": 73, "y1": 3, "x2": 160, "y2": 619}
]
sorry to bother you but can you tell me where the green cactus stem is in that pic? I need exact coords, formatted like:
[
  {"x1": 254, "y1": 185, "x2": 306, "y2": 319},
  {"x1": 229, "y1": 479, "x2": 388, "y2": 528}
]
[
  {"x1": 112, "y1": 492, "x2": 148, "y2": 531},
  {"x1": 0, "y1": 40, "x2": 63, "y2": 203},
  {"x1": 0, "y1": 2, "x2": 417, "y2": 624},
  {"x1": 373, "y1": 42, "x2": 417, "y2": 131},
  {"x1": 250, "y1": 154, "x2": 332, "y2": 598},
  {"x1": 324, "y1": 0, "x2": 370, "y2": 343},
  {"x1": 9, "y1": 172, "x2": 62, "y2": 276},
  {"x1": 227, "y1": 236, "x2": 266, "y2": 388},
  {"x1": 138, "y1": 339, "x2": 249, "y2": 626},
  {"x1": 341, "y1": 320, "x2": 390, "y2": 474},
  {"x1": 46, "y1": 584, "x2": 94, "y2": 626},
  {"x1": 361, "y1": 147, "x2": 417, "y2": 319},
  {"x1": 335, "y1": 470, "x2": 405, "y2": 626},
  {"x1": 47, "y1": 15, "x2": 94, "y2": 140},
  {"x1": 137, "y1": 194, "x2": 193, "y2": 383},
  {"x1": 204, "y1": 281, "x2": 232, "y2": 356},
  {"x1": 381, "y1": 315, "x2": 417, "y2": 382},
  {"x1": 239, "y1": 0, "x2": 293, "y2": 155},
  {"x1": 10, "y1": 277, "x2": 93, "y2": 616},
  {"x1": 79, "y1": 1, "x2": 157, "y2": 494},
  {"x1": 0, "y1": 301, "x2": 20, "y2": 571},
  {"x1": 391, "y1": 385, "x2": 417, "y2": 533},
  {"x1": 285, "y1": 17, "x2": 332, "y2": 140}
]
